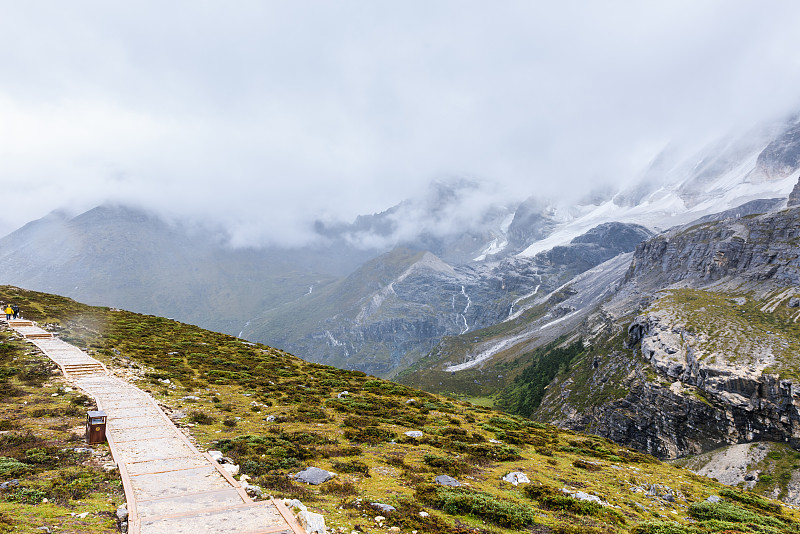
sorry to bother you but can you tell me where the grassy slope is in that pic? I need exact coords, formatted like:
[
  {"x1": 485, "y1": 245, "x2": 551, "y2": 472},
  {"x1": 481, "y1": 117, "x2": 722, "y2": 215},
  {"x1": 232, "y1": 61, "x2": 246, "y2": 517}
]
[
  {"x1": 0, "y1": 326, "x2": 123, "y2": 533},
  {"x1": 2, "y1": 286, "x2": 800, "y2": 534}
]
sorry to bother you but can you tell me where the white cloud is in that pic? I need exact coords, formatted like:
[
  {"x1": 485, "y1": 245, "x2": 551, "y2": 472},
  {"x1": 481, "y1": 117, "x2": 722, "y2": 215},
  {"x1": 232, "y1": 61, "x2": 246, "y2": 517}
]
[{"x1": 2, "y1": 1, "x2": 800, "y2": 242}]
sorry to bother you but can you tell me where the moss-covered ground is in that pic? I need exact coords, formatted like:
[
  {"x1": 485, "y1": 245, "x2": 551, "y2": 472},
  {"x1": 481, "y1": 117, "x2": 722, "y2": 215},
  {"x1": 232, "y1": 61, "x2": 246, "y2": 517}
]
[{"x1": 3, "y1": 285, "x2": 800, "y2": 533}]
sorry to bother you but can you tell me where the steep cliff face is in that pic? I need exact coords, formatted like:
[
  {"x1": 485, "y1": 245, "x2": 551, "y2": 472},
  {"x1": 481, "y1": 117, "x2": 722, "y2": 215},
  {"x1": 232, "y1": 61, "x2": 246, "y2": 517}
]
[
  {"x1": 534, "y1": 205, "x2": 800, "y2": 461},
  {"x1": 626, "y1": 206, "x2": 800, "y2": 287},
  {"x1": 789, "y1": 176, "x2": 800, "y2": 206}
]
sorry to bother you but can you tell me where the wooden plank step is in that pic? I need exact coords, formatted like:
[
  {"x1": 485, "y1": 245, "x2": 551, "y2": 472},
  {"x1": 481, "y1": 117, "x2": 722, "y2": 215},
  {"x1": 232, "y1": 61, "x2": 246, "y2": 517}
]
[
  {"x1": 66, "y1": 369, "x2": 106, "y2": 375},
  {"x1": 63, "y1": 364, "x2": 107, "y2": 376}
]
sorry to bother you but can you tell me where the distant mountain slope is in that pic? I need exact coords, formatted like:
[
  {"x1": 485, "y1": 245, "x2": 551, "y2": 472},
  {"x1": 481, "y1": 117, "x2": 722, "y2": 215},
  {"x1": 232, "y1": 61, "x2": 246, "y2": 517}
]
[
  {"x1": 0, "y1": 205, "x2": 351, "y2": 336},
  {"x1": 246, "y1": 222, "x2": 651, "y2": 377}
]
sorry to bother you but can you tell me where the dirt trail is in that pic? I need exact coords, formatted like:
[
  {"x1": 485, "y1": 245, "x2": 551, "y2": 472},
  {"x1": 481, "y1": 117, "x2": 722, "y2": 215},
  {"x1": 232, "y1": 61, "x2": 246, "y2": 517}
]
[{"x1": 7, "y1": 319, "x2": 303, "y2": 534}]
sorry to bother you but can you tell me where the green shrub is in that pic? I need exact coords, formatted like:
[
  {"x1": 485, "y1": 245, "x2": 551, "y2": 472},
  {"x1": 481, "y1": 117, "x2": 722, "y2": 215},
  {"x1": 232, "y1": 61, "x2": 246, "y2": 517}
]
[
  {"x1": 422, "y1": 454, "x2": 472, "y2": 476},
  {"x1": 522, "y1": 483, "x2": 625, "y2": 525},
  {"x1": 549, "y1": 525, "x2": 607, "y2": 534},
  {"x1": 24, "y1": 447, "x2": 58, "y2": 466},
  {"x1": 718, "y1": 488, "x2": 783, "y2": 515},
  {"x1": 256, "y1": 474, "x2": 314, "y2": 501},
  {"x1": 0, "y1": 457, "x2": 28, "y2": 477},
  {"x1": 331, "y1": 459, "x2": 370, "y2": 477},
  {"x1": 416, "y1": 483, "x2": 537, "y2": 529},
  {"x1": 631, "y1": 521, "x2": 700, "y2": 534},
  {"x1": 0, "y1": 511, "x2": 14, "y2": 534},
  {"x1": 320, "y1": 480, "x2": 358, "y2": 497},
  {"x1": 688, "y1": 501, "x2": 785, "y2": 528},
  {"x1": 487, "y1": 416, "x2": 524, "y2": 430},
  {"x1": 572, "y1": 459, "x2": 601, "y2": 471},
  {"x1": 70, "y1": 394, "x2": 92, "y2": 406},
  {"x1": 384, "y1": 455, "x2": 407, "y2": 468},
  {"x1": 343, "y1": 426, "x2": 396, "y2": 445},
  {"x1": 341, "y1": 415, "x2": 373, "y2": 428},
  {"x1": 187, "y1": 411, "x2": 215, "y2": 425},
  {"x1": 215, "y1": 435, "x2": 314, "y2": 474},
  {"x1": 294, "y1": 405, "x2": 328, "y2": 422},
  {"x1": 5, "y1": 487, "x2": 47, "y2": 505},
  {"x1": 362, "y1": 499, "x2": 456, "y2": 534},
  {"x1": 48, "y1": 468, "x2": 97, "y2": 503},
  {"x1": 324, "y1": 445, "x2": 362, "y2": 458},
  {"x1": 447, "y1": 441, "x2": 521, "y2": 462}
]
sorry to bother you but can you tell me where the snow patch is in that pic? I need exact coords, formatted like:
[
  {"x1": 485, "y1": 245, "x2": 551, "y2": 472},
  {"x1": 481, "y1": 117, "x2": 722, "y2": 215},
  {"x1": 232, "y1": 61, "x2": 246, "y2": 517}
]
[{"x1": 445, "y1": 330, "x2": 532, "y2": 372}]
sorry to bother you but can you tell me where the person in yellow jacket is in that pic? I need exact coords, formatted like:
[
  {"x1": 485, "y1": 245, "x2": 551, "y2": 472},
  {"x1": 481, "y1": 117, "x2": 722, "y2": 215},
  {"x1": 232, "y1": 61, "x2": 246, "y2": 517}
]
[{"x1": 4, "y1": 305, "x2": 12, "y2": 321}]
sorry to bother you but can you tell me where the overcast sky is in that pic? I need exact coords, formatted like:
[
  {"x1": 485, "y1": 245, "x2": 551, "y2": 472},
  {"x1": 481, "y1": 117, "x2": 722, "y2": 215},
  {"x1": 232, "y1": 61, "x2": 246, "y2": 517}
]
[{"x1": 2, "y1": 1, "x2": 800, "y2": 245}]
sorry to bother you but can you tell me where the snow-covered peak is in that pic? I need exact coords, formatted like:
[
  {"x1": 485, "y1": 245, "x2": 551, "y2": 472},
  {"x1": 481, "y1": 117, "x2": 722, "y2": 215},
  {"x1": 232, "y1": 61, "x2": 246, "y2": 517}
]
[{"x1": 517, "y1": 118, "x2": 800, "y2": 258}]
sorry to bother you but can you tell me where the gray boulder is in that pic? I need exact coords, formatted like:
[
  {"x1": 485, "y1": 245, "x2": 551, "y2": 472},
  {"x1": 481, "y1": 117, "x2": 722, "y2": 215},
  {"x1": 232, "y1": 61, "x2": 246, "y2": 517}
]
[
  {"x1": 501, "y1": 471, "x2": 530, "y2": 486},
  {"x1": 295, "y1": 467, "x2": 336, "y2": 485},
  {"x1": 297, "y1": 510, "x2": 326, "y2": 534},
  {"x1": 371, "y1": 502, "x2": 396, "y2": 512},
  {"x1": 570, "y1": 491, "x2": 603, "y2": 504},
  {"x1": 116, "y1": 503, "x2": 128, "y2": 521},
  {"x1": 435, "y1": 475, "x2": 461, "y2": 487}
]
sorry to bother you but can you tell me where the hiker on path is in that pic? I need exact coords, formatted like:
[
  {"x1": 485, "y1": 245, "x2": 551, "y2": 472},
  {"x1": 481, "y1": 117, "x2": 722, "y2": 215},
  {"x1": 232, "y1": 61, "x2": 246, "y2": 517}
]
[
  {"x1": 4, "y1": 305, "x2": 11, "y2": 321},
  {"x1": 11, "y1": 305, "x2": 19, "y2": 319}
]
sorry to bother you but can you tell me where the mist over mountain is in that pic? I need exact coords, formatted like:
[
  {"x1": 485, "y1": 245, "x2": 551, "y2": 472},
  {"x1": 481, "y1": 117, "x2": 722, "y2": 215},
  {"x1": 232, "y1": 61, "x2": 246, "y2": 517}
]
[
  {"x1": 0, "y1": 205, "x2": 375, "y2": 336},
  {"x1": 3, "y1": 113, "x2": 800, "y2": 381}
]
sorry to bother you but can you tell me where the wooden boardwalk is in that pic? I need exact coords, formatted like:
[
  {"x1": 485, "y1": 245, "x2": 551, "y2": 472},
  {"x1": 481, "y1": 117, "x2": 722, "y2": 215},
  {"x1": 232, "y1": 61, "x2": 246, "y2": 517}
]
[{"x1": 6, "y1": 319, "x2": 304, "y2": 534}]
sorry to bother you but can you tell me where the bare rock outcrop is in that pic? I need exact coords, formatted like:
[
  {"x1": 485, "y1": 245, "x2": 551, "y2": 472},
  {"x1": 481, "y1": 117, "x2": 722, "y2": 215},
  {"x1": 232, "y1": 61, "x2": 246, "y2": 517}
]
[
  {"x1": 615, "y1": 314, "x2": 800, "y2": 457},
  {"x1": 626, "y1": 207, "x2": 800, "y2": 287},
  {"x1": 788, "y1": 176, "x2": 800, "y2": 206},
  {"x1": 540, "y1": 204, "x2": 800, "y2": 462}
]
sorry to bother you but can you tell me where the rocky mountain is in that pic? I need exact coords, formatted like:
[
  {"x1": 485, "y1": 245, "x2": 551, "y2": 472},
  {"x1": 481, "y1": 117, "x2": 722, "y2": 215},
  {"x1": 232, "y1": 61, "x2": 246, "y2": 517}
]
[
  {"x1": 396, "y1": 181, "x2": 800, "y2": 504},
  {"x1": 244, "y1": 222, "x2": 652, "y2": 376}
]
